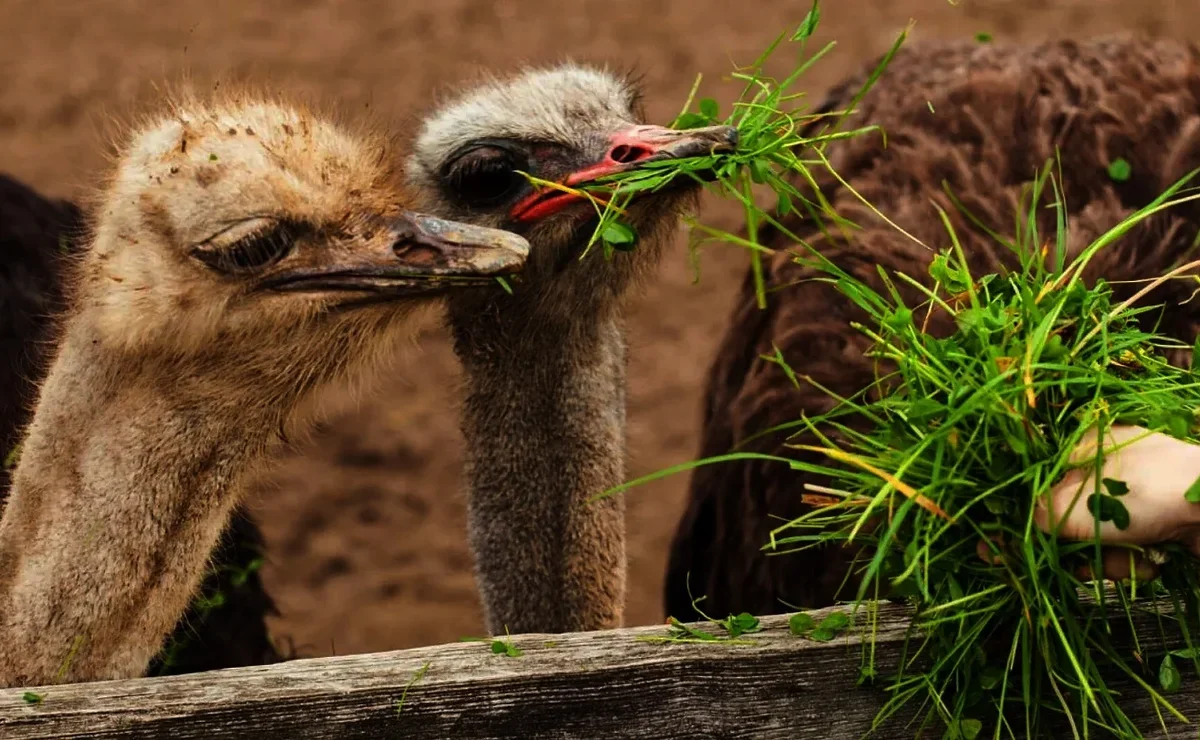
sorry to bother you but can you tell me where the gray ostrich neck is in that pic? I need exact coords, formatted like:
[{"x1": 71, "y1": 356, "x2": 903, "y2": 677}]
[{"x1": 450, "y1": 289, "x2": 628, "y2": 634}]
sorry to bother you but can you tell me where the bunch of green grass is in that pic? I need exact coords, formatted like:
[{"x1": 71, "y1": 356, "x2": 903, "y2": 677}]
[
  {"x1": 743, "y1": 166, "x2": 1200, "y2": 738},
  {"x1": 598, "y1": 165, "x2": 1200, "y2": 735},
  {"x1": 519, "y1": 0, "x2": 910, "y2": 308}
]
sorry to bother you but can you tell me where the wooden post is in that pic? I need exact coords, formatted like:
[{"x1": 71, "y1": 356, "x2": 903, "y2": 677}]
[{"x1": 0, "y1": 602, "x2": 1195, "y2": 739}]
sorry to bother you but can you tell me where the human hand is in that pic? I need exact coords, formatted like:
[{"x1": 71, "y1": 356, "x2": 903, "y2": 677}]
[{"x1": 978, "y1": 425, "x2": 1200, "y2": 580}]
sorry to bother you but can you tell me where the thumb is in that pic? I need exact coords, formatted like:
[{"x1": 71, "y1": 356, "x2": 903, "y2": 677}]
[{"x1": 1034, "y1": 468, "x2": 1144, "y2": 545}]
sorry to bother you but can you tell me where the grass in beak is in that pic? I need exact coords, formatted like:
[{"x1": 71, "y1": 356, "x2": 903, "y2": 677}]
[{"x1": 516, "y1": 0, "x2": 910, "y2": 308}]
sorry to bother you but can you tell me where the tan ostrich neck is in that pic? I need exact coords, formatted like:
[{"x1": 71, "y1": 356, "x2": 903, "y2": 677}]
[
  {"x1": 0, "y1": 323, "x2": 283, "y2": 686},
  {"x1": 452, "y1": 305, "x2": 628, "y2": 634}
]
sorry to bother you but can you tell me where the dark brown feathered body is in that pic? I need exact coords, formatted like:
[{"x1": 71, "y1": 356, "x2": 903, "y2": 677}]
[
  {"x1": 666, "y1": 35, "x2": 1200, "y2": 620},
  {"x1": 0, "y1": 173, "x2": 280, "y2": 675},
  {"x1": 0, "y1": 175, "x2": 79, "y2": 500}
]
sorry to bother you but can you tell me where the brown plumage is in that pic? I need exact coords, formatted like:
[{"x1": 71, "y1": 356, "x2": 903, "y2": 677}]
[
  {"x1": 666, "y1": 34, "x2": 1200, "y2": 620},
  {"x1": 0, "y1": 175, "x2": 80, "y2": 499}
]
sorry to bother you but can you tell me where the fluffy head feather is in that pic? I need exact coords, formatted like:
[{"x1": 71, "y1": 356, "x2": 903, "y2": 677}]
[{"x1": 407, "y1": 63, "x2": 701, "y2": 343}]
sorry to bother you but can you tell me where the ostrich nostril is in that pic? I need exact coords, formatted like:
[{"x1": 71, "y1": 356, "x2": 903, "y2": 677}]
[
  {"x1": 393, "y1": 240, "x2": 443, "y2": 265},
  {"x1": 610, "y1": 144, "x2": 653, "y2": 164}
]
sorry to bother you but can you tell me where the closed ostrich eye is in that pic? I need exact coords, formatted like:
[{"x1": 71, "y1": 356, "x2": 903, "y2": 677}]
[
  {"x1": 191, "y1": 217, "x2": 299, "y2": 274},
  {"x1": 443, "y1": 144, "x2": 530, "y2": 209}
]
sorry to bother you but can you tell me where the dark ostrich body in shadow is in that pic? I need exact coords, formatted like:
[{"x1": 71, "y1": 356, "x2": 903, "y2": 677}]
[{"x1": 666, "y1": 35, "x2": 1200, "y2": 620}]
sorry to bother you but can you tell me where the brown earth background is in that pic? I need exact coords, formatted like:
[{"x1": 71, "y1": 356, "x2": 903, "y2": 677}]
[{"x1": 1, "y1": 0, "x2": 1194, "y2": 658}]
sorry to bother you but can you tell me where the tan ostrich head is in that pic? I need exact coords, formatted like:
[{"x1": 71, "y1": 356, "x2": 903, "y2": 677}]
[
  {"x1": 80, "y1": 93, "x2": 529, "y2": 368},
  {"x1": 405, "y1": 64, "x2": 737, "y2": 305},
  {"x1": 0, "y1": 95, "x2": 530, "y2": 687}
]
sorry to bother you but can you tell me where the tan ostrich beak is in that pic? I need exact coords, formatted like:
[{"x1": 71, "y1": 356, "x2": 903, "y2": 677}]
[
  {"x1": 511, "y1": 124, "x2": 739, "y2": 222},
  {"x1": 261, "y1": 212, "x2": 529, "y2": 297}
]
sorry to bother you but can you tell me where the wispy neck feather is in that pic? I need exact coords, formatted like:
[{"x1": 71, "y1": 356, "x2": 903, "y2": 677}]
[
  {"x1": 0, "y1": 326, "x2": 282, "y2": 685},
  {"x1": 451, "y1": 293, "x2": 628, "y2": 634},
  {"x1": 0, "y1": 310, "x2": 409, "y2": 686},
  {"x1": 447, "y1": 203, "x2": 693, "y2": 635}
]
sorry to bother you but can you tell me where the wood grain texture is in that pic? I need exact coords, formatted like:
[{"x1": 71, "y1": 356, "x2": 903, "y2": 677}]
[{"x1": 0, "y1": 601, "x2": 1196, "y2": 739}]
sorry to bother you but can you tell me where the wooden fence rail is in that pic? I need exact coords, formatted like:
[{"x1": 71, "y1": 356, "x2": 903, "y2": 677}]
[{"x1": 0, "y1": 601, "x2": 1197, "y2": 739}]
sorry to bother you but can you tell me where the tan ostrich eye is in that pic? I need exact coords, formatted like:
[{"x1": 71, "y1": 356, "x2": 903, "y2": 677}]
[{"x1": 191, "y1": 217, "x2": 298, "y2": 275}]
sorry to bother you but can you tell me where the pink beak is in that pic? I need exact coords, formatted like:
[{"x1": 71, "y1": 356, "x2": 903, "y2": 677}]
[{"x1": 510, "y1": 123, "x2": 738, "y2": 223}]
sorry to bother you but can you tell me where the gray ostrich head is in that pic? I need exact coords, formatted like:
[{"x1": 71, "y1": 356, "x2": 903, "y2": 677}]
[{"x1": 406, "y1": 64, "x2": 737, "y2": 304}]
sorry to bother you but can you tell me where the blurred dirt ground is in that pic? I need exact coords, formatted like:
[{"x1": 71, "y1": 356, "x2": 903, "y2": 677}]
[{"x1": 1, "y1": 0, "x2": 1194, "y2": 657}]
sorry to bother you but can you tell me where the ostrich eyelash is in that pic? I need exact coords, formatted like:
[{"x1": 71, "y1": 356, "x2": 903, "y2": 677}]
[
  {"x1": 441, "y1": 139, "x2": 529, "y2": 178},
  {"x1": 192, "y1": 221, "x2": 300, "y2": 275},
  {"x1": 441, "y1": 144, "x2": 532, "y2": 208},
  {"x1": 453, "y1": 152, "x2": 513, "y2": 179}
]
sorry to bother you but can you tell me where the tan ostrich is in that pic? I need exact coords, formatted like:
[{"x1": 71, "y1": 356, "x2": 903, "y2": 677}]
[
  {"x1": 666, "y1": 34, "x2": 1200, "y2": 620},
  {"x1": 0, "y1": 94, "x2": 529, "y2": 687},
  {"x1": 406, "y1": 64, "x2": 737, "y2": 634}
]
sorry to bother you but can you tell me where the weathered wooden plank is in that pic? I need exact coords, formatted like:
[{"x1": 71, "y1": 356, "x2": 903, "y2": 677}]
[{"x1": 0, "y1": 601, "x2": 1196, "y2": 739}]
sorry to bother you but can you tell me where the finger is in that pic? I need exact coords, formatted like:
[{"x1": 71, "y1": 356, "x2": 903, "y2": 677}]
[
  {"x1": 1074, "y1": 547, "x2": 1159, "y2": 582},
  {"x1": 1065, "y1": 426, "x2": 1104, "y2": 466},
  {"x1": 977, "y1": 535, "x2": 1159, "y2": 582},
  {"x1": 976, "y1": 535, "x2": 1005, "y2": 565}
]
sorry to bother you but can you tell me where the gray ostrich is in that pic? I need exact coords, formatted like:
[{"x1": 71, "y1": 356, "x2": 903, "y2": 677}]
[{"x1": 407, "y1": 64, "x2": 737, "y2": 633}]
